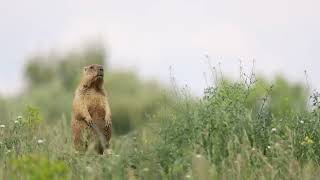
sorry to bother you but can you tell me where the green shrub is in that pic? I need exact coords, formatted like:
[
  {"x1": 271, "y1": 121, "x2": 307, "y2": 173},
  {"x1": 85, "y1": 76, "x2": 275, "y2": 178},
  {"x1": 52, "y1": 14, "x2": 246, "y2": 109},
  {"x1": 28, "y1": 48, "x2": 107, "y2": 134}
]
[{"x1": 9, "y1": 154, "x2": 69, "y2": 180}]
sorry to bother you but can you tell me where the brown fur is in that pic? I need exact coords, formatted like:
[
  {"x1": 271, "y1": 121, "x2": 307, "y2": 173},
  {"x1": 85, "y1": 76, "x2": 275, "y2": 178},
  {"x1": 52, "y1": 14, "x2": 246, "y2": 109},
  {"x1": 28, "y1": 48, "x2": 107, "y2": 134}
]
[{"x1": 71, "y1": 64, "x2": 112, "y2": 154}]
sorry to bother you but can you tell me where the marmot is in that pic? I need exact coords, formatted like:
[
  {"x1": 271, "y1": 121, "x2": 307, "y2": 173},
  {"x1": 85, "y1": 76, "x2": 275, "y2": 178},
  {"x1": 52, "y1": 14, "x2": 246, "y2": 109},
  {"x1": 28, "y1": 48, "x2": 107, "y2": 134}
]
[{"x1": 71, "y1": 64, "x2": 112, "y2": 154}]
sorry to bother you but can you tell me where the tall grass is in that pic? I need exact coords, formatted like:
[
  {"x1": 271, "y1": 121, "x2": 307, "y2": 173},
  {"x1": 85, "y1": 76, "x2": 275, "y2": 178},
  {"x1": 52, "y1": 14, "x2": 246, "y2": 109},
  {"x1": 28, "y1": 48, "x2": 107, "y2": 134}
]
[{"x1": 1, "y1": 72, "x2": 320, "y2": 180}]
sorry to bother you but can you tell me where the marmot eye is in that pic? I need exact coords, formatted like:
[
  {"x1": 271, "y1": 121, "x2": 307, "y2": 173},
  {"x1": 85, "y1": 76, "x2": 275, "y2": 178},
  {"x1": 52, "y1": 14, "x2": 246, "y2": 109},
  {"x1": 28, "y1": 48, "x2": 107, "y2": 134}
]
[{"x1": 90, "y1": 66, "x2": 94, "y2": 69}]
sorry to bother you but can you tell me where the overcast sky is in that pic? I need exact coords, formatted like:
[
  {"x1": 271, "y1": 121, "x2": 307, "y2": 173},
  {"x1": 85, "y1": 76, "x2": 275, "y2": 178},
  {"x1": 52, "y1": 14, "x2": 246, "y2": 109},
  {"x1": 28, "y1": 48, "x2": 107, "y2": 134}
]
[{"x1": 0, "y1": 0, "x2": 319, "y2": 95}]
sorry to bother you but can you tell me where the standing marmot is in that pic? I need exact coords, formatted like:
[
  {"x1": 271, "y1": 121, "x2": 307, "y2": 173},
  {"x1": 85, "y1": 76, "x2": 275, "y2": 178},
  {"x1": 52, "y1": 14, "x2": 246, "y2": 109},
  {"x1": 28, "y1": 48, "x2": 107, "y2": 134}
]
[{"x1": 71, "y1": 64, "x2": 112, "y2": 154}]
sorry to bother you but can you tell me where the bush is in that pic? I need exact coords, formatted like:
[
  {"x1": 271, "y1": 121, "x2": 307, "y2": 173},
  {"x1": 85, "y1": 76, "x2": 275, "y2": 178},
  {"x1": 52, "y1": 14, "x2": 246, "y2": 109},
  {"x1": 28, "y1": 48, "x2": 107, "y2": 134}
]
[{"x1": 9, "y1": 154, "x2": 70, "y2": 180}]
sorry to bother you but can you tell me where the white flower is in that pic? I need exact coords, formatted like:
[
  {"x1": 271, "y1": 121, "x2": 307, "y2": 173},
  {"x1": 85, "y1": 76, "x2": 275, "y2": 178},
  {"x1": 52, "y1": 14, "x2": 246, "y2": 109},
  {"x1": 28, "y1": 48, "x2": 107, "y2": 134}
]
[
  {"x1": 6, "y1": 149, "x2": 11, "y2": 153},
  {"x1": 0, "y1": 124, "x2": 5, "y2": 128},
  {"x1": 267, "y1": 146, "x2": 271, "y2": 149},
  {"x1": 17, "y1": 116, "x2": 23, "y2": 120},
  {"x1": 142, "y1": 168, "x2": 149, "y2": 172},
  {"x1": 252, "y1": 147, "x2": 256, "y2": 151},
  {"x1": 37, "y1": 139, "x2": 45, "y2": 144},
  {"x1": 86, "y1": 166, "x2": 93, "y2": 173},
  {"x1": 271, "y1": 128, "x2": 277, "y2": 132},
  {"x1": 185, "y1": 175, "x2": 191, "y2": 179},
  {"x1": 196, "y1": 154, "x2": 202, "y2": 158},
  {"x1": 14, "y1": 120, "x2": 19, "y2": 124},
  {"x1": 300, "y1": 120, "x2": 304, "y2": 124},
  {"x1": 115, "y1": 154, "x2": 120, "y2": 157}
]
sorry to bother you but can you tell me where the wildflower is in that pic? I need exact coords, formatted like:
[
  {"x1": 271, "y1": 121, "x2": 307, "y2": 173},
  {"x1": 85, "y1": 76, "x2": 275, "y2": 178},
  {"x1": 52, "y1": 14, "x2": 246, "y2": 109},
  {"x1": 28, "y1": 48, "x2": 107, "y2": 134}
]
[
  {"x1": 14, "y1": 120, "x2": 19, "y2": 124},
  {"x1": 251, "y1": 147, "x2": 256, "y2": 151},
  {"x1": 304, "y1": 136, "x2": 314, "y2": 145},
  {"x1": 17, "y1": 116, "x2": 23, "y2": 120},
  {"x1": 300, "y1": 120, "x2": 304, "y2": 124},
  {"x1": 6, "y1": 149, "x2": 11, "y2": 153},
  {"x1": 271, "y1": 128, "x2": 276, "y2": 132},
  {"x1": 196, "y1": 154, "x2": 202, "y2": 158},
  {"x1": 267, "y1": 146, "x2": 271, "y2": 149},
  {"x1": 185, "y1": 174, "x2": 191, "y2": 179},
  {"x1": 37, "y1": 139, "x2": 45, "y2": 144},
  {"x1": 86, "y1": 166, "x2": 93, "y2": 173},
  {"x1": 142, "y1": 168, "x2": 149, "y2": 172},
  {"x1": 0, "y1": 124, "x2": 5, "y2": 128},
  {"x1": 115, "y1": 154, "x2": 120, "y2": 157}
]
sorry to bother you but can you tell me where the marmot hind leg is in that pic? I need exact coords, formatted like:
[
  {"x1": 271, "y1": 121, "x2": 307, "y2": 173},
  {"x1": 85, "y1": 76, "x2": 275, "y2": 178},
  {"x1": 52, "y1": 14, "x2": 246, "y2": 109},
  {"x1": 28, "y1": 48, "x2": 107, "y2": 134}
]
[{"x1": 73, "y1": 129, "x2": 87, "y2": 153}]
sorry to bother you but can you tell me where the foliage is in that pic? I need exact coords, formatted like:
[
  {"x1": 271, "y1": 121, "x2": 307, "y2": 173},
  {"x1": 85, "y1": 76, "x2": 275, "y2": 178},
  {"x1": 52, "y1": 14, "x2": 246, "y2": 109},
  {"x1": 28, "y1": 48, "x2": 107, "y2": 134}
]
[
  {"x1": 1, "y1": 73, "x2": 320, "y2": 179},
  {"x1": 9, "y1": 154, "x2": 69, "y2": 180},
  {"x1": 129, "y1": 77, "x2": 320, "y2": 179}
]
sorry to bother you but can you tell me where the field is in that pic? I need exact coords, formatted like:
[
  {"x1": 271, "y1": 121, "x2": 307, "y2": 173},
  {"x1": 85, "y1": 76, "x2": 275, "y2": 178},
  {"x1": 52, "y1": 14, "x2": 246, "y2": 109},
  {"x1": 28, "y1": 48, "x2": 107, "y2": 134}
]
[{"x1": 1, "y1": 48, "x2": 320, "y2": 179}]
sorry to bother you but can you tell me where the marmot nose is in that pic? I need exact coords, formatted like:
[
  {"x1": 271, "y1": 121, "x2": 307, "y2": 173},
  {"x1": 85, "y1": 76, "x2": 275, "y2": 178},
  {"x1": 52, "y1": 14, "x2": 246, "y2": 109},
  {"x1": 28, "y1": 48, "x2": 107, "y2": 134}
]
[{"x1": 99, "y1": 68, "x2": 104, "y2": 72}]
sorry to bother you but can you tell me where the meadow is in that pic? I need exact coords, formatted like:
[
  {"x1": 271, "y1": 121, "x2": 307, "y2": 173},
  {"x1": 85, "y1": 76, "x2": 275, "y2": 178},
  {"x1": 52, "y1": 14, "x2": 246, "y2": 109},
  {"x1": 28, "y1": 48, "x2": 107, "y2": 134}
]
[{"x1": 1, "y1": 45, "x2": 320, "y2": 179}]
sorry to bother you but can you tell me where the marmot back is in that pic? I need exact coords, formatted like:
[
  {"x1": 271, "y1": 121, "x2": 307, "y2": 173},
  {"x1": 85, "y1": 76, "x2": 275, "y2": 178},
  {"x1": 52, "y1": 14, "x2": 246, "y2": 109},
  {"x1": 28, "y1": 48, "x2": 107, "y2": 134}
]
[{"x1": 71, "y1": 64, "x2": 112, "y2": 154}]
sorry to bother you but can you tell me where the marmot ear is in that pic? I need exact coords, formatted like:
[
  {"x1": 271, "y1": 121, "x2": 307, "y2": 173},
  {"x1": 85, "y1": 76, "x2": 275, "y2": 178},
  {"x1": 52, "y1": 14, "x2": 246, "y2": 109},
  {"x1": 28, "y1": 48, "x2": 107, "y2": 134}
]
[{"x1": 84, "y1": 67, "x2": 88, "y2": 72}]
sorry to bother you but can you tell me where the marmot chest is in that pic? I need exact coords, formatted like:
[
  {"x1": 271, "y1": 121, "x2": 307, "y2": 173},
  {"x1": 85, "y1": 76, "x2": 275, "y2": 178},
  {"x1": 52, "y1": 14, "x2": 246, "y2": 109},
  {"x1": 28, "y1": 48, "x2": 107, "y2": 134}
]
[{"x1": 84, "y1": 93, "x2": 106, "y2": 121}]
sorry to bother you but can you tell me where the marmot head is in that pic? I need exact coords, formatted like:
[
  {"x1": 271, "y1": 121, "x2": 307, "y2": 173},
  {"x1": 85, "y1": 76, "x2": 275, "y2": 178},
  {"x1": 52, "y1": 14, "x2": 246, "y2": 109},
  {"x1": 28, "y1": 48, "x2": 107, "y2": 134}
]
[{"x1": 81, "y1": 64, "x2": 104, "y2": 89}]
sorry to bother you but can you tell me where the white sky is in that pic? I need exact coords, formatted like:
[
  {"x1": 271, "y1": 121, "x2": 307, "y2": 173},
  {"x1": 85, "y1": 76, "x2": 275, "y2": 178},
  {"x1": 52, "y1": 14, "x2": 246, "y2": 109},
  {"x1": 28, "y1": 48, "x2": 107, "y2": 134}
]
[{"x1": 0, "y1": 0, "x2": 319, "y2": 95}]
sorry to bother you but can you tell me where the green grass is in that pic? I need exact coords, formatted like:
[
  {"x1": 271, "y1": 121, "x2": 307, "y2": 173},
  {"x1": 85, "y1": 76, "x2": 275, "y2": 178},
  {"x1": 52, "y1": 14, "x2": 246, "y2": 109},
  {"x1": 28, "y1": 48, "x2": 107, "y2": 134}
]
[{"x1": 1, "y1": 79, "x2": 320, "y2": 180}]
